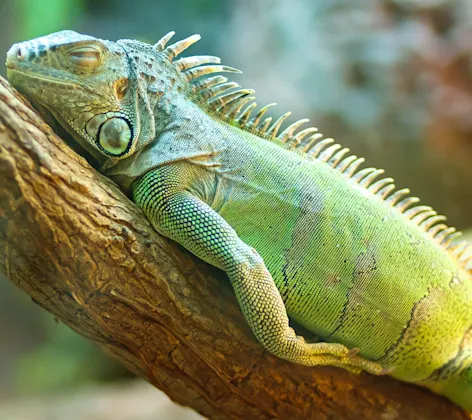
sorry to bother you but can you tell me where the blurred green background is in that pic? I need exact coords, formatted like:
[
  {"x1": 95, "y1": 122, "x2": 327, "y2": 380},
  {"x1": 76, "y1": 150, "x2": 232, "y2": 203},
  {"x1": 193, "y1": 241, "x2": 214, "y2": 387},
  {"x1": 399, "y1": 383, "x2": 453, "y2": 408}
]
[{"x1": 0, "y1": 0, "x2": 471, "y2": 418}]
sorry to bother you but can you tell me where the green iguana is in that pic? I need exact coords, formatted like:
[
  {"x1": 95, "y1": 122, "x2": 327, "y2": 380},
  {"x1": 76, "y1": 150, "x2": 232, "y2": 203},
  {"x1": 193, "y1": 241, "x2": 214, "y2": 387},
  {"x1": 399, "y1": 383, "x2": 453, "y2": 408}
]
[{"x1": 5, "y1": 30, "x2": 472, "y2": 412}]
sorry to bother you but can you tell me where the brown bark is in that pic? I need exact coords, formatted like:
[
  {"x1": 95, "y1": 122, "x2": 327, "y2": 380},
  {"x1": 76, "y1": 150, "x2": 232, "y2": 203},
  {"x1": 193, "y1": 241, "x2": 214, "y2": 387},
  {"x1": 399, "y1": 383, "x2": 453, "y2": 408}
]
[{"x1": 0, "y1": 75, "x2": 469, "y2": 420}]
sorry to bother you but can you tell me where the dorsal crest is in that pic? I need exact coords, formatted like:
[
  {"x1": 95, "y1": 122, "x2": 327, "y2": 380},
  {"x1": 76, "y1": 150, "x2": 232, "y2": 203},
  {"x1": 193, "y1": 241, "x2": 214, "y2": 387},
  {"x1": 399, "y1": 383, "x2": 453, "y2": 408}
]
[{"x1": 154, "y1": 32, "x2": 472, "y2": 274}]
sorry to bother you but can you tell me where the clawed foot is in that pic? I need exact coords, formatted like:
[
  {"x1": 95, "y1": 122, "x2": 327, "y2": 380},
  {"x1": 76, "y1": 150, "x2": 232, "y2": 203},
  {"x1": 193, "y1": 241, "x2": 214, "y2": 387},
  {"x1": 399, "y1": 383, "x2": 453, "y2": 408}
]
[{"x1": 295, "y1": 338, "x2": 387, "y2": 375}]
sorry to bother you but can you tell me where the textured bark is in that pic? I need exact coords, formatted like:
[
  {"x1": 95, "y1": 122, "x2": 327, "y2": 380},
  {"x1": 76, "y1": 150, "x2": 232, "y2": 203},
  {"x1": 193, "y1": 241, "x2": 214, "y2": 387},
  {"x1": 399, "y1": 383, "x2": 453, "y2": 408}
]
[{"x1": 0, "y1": 75, "x2": 469, "y2": 420}]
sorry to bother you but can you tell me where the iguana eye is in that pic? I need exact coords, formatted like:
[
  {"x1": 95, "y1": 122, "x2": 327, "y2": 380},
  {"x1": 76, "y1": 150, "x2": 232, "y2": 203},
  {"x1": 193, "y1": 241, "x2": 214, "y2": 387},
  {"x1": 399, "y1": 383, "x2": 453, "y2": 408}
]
[
  {"x1": 98, "y1": 117, "x2": 132, "y2": 156},
  {"x1": 68, "y1": 46, "x2": 101, "y2": 68}
]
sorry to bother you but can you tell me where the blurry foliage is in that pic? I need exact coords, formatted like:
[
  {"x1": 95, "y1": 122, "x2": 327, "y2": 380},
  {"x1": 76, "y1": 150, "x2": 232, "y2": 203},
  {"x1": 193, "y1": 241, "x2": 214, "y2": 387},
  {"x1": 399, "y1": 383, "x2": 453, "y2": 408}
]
[
  {"x1": 0, "y1": 0, "x2": 470, "y2": 400},
  {"x1": 14, "y1": 0, "x2": 84, "y2": 39},
  {"x1": 15, "y1": 319, "x2": 129, "y2": 395},
  {"x1": 223, "y1": 0, "x2": 471, "y2": 228}
]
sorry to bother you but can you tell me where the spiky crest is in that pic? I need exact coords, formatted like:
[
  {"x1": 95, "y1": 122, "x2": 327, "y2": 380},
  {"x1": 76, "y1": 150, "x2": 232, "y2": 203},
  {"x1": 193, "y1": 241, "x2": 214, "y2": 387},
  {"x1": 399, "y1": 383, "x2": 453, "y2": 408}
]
[{"x1": 154, "y1": 32, "x2": 472, "y2": 274}]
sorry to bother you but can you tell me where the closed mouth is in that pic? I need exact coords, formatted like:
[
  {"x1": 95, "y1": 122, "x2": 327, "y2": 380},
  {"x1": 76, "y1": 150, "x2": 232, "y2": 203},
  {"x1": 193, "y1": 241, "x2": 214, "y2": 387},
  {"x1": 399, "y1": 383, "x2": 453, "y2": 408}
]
[
  {"x1": 6, "y1": 67, "x2": 77, "y2": 88},
  {"x1": 6, "y1": 68, "x2": 107, "y2": 100}
]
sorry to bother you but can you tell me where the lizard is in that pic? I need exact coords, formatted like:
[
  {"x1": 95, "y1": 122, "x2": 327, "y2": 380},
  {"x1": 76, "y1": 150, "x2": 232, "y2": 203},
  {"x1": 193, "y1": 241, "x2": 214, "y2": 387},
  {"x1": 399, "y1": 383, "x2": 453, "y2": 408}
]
[{"x1": 5, "y1": 30, "x2": 472, "y2": 412}]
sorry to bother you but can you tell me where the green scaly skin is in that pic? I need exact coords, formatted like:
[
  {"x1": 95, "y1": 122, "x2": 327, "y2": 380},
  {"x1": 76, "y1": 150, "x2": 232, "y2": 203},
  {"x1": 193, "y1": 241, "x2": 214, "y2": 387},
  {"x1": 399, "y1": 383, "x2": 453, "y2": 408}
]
[{"x1": 5, "y1": 30, "x2": 472, "y2": 411}]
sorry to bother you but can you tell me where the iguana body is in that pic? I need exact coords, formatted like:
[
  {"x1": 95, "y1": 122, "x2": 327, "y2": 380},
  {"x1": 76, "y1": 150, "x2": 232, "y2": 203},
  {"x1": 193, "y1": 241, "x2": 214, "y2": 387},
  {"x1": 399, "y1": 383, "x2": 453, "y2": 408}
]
[{"x1": 5, "y1": 30, "x2": 472, "y2": 411}]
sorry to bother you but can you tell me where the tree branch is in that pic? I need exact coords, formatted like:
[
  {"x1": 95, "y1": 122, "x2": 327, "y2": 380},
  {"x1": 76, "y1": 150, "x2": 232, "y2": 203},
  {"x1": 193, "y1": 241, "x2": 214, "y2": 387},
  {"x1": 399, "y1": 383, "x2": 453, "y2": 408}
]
[{"x1": 0, "y1": 76, "x2": 468, "y2": 420}]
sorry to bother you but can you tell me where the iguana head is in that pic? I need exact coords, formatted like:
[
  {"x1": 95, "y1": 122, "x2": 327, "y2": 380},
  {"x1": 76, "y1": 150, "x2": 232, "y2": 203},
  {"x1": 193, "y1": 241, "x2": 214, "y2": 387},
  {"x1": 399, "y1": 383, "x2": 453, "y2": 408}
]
[
  {"x1": 5, "y1": 30, "x2": 146, "y2": 159},
  {"x1": 5, "y1": 30, "x2": 199, "y2": 162}
]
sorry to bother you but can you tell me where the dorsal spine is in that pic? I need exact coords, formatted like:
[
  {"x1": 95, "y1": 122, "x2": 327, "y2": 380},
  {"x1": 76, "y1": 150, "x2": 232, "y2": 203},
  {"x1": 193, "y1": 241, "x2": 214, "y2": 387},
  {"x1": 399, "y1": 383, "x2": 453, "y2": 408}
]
[{"x1": 151, "y1": 32, "x2": 472, "y2": 272}]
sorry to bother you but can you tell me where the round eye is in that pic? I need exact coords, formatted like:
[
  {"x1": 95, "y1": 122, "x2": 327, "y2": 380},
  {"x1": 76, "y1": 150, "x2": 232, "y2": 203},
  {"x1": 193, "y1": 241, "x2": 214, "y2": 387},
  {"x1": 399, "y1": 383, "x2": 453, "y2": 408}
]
[
  {"x1": 98, "y1": 117, "x2": 132, "y2": 156},
  {"x1": 68, "y1": 46, "x2": 101, "y2": 68}
]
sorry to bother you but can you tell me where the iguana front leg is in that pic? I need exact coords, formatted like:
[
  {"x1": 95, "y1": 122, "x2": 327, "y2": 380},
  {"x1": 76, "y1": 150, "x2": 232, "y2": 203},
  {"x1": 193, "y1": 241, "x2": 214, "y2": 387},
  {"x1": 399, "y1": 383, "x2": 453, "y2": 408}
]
[{"x1": 133, "y1": 167, "x2": 384, "y2": 375}]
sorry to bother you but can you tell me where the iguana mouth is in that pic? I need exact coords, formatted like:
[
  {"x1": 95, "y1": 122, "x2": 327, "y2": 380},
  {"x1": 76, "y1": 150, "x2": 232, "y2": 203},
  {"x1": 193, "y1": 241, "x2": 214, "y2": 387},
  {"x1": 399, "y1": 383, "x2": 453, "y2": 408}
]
[
  {"x1": 7, "y1": 68, "x2": 75, "y2": 87},
  {"x1": 6, "y1": 68, "x2": 100, "y2": 98}
]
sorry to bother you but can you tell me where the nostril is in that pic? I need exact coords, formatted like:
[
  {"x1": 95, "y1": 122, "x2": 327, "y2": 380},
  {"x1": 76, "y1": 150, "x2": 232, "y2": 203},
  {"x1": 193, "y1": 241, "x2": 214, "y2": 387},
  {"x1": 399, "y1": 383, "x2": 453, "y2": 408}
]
[
  {"x1": 6, "y1": 43, "x2": 27, "y2": 68},
  {"x1": 17, "y1": 47, "x2": 25, "y2": 61}
]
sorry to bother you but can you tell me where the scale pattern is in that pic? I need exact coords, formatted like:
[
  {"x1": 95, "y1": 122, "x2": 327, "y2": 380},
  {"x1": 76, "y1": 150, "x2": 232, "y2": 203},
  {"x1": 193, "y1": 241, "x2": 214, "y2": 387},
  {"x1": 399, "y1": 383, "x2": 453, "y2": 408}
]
[{"x1": 5, "y1": 30, "x2": 472, "y2": 412}]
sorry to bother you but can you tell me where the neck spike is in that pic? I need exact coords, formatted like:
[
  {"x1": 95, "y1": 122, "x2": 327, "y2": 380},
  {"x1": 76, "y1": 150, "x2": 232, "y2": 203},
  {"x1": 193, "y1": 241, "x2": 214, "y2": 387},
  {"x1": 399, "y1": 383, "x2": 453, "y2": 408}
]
[
  {"x1": 154, "y1": 31, "x2": 175, "y2": 51},
  {"x1": 164, "y1": 34, "x2": 201, "y2": 60}
]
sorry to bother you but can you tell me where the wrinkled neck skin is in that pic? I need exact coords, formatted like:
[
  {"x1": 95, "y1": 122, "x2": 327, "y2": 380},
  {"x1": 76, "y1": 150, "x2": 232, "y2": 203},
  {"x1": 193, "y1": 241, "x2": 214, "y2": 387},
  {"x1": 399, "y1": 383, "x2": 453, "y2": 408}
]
[{"x1": 103, "y1": 42, "x2": 225, "y2": 192}]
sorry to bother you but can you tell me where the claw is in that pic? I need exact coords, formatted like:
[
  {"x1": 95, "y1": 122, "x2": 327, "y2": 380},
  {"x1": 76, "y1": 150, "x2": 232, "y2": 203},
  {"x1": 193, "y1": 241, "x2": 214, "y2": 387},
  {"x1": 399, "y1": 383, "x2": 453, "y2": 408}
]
[{"x1": 346, "y1": 347, "x2": 360, "y2": 357}]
